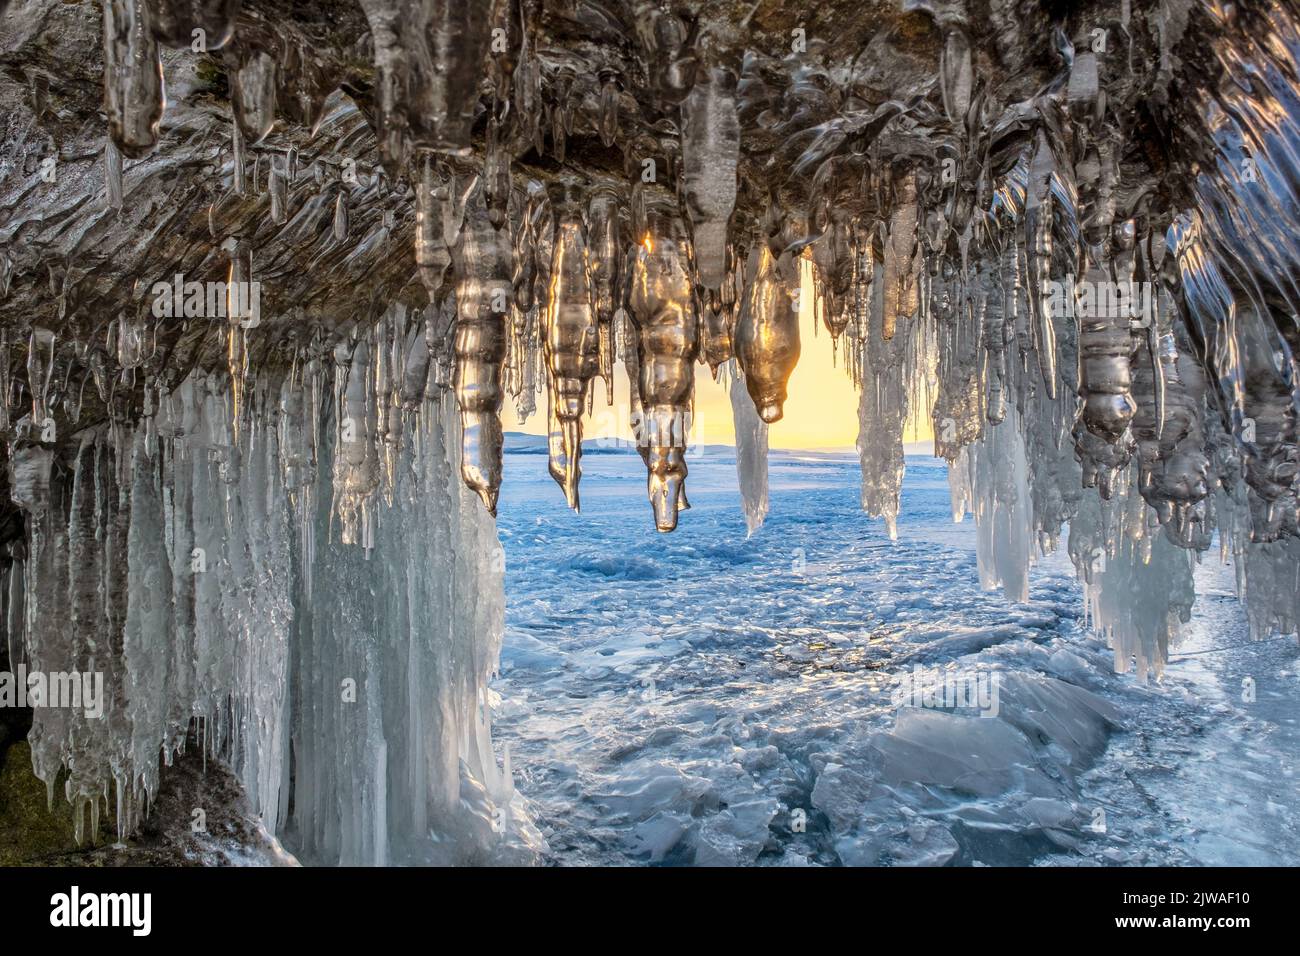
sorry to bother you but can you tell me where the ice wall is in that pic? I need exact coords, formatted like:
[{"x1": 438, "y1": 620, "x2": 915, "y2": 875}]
[
  {"x1": 288, "y1": 386, "x2": 531, "y2": 864},
  {"x1": 2, "y1": 326, "x2": 535, "y2": 863}
]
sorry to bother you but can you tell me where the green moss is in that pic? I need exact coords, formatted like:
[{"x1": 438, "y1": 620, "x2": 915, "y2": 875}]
[
  {"x1": 193, "y1": 57, "x2": 227, "y2": 93},
  {"x1": 0, "y1": 741, "x2": 113, "y2": 865}
]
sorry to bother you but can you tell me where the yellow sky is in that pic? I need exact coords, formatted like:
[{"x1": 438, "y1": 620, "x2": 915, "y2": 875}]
[{"x1": 518, "y1": 261, "x2": 933, "y2": 450}]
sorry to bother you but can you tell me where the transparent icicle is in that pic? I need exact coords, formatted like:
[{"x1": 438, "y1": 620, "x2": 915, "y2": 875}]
[{"x1": 728, "y1": 362, "x2": 769, "y2": 536}]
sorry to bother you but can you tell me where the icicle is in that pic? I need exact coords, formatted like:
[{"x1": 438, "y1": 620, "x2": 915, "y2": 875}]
[
  {"x1": 1074, "y1": 268, "x2": 1137, "y2": 497},
  {"x1": 331, "y1": 337, "x2": 380, "y2": 549},
  {"x1": 358, "y1": 0, "x2": 495, "y2": 166},
  {"x1": 1025, "y1": 129, "x2": 1057, "y2": 398},
  {"x1": 7, "y1": 442, "x2": 54, "y2": 515},
  {"x1": 587, "y1": 185, "x2": 622, "y2": 403},
  {"x1": 1068, "y1": 476, "x2": 1196, "y2": 681},
  {"x1": 729, "y1": 362, "x2": 769, "y2": 536},
  {"x1": 734, "y1": 243, "x2": 799, "y2": 423},
  {"x1": 682, "y1": 66, "x2": 740, "y2": 290},
  {"x1": 427, "y1": 293, "x2": 458, "y2": 388},
  {"x1": 9, "y1": 345, "x2": 526, "y2": 861},
  {"x1": 851, "y1": 223, "x2": 875, "y2": 343},
  {"x1": 514, "y1": 0, "x2": 545, "y2": 156},
  {"x1": 453, "y1": 190, "x2": 512, "y2": 514},
  {"x1": 856, "y1": 248, "x2": 920, "y2": 540},
  {"x1": 268, "y1": 153, "x2": 288, "y2": 225},
  {"x1": 279, "y1": 360, "x2": 315, "y2": 493},
  {"x1": 701, "y1": 284, "x2": 735, "y2": 377},
  {"x1": 980, "y1": 259, "x2": 1008, "y2": 425},
  {"x1": 102, "y1": 0, "x2": 165, "y2": 159},
  {"x1": 373, "y1": 309, "x2": 401, "y2": 503},
  {"x1": 231, "y1": 117, "x2": 247, "y2": 196},
  {"x1": 396, "y1": 325, "x2": 426, "y2": 412},
  {"x1": 1235, "y1": 299, "x2": 1297, "y2": 541},
  {"x1": 231, "y1": 48, "x2": 277, "y2": 146},
  {"x1": 224, "y1": 241, "x2": 254, "y2": 447},
  {"x1": 967, "y1": 404, "x2": 1034, "y2": 602},
  {"x1": 416, "y1": 159, "x2": 452, "y2": 300},
  {"x1": 105, "y1": 139, "x2": 124, "y2": 211},
  {"x1": 542, "y1": 197, "x2": 599, "y2": 510},
  {"x1": 629, "y1": 0, "x2": 698, "y2": 103},
  {"x1": 1241, "y1": 537, "x2": 1300, "y2": 640},
  {"x1": 621, "y1": 307, "x2": 651, "y2": 466},
  {"x1": 333, "y1": 189, "x2": 350, "y2": 242},
  {"x1": 882, "y1": 169, "x2": 920, "y2": 340},
  {"x1": 113, "y1": 306, "x2": 150, "y2": 370},
  {"x1": 598, "y1": 69, "x2": 622, "y2": 147},
  {"x1": 939, "y1": 26, "x2": 972, "y2": 127},
  {"x1": 0, "y1": 330, "x2": 11, "y2": 433},
  {"x1": 416, "y1": 159, "x2": 478, "y2": 302},
  {"x1": 548, "y1": 78, "x2": 570, "y2": 164},
  {"x1": 627, "y1": 197, "x2": 698, "y2": 531},
  {"x1": 506, "y1": 221, "x2": 536, "y2": 407},
  {"x1": 812, "y1": 211, "x2": 854, "y2": 339},
  {"x1": 530, "y1": 186, "x2": 554, "y2": 324},
  {"x1": 483, "y1": 117, "x2": 511, "y2": 232},
  {"x1": 26, "y1": 328, "x2": 56, "y2": 432}
]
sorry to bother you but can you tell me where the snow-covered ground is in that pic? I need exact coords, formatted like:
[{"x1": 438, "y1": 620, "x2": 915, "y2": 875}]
[{"x1": 491, "y1": 438, "x2": 1300, "y2": 866}]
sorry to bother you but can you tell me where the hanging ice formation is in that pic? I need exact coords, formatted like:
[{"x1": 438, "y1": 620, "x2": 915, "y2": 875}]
[
  {"x1": 682, "y1": 65, "x2": 741, "y2": 291},
  {"x1": 628, "y1": 194, "x2": 699, "y2": 531},
  {"x1": 542, "y1": 186, "x2": 600, "y2": 510},
  {"x1": 6, "y1": 0, "x2": 1300, "y2": 852},
  {"x1": 734, "y1": 243, "x2": 800, "y2": 424},
  {"x1": 728, "y1": 361, "x2": 769, "y2": 536},
  {"x1": 453, "y1": 188, "x2": 511, "y2": 515},
  {"x1": 359, "y1": 0, "x2": 495, "y2": 166},
  {"x1": 922, "y1": 1, "x2": 1300, "y2": 679},
  {"x1": 102, "y1": 0, "x2": 165, "y2": 159}
]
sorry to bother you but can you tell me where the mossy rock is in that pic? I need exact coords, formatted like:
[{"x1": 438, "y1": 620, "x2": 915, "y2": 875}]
[
  {"x1": 0, "y1": 741, "x2": 115, "y2": 865},
  {"x1": 0, "y1": 737, "x2": 297, "y2": 866}
]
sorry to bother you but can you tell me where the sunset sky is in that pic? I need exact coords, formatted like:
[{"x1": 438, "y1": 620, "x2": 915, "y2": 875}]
[{"x1": 516, "y1": 261, "x2": 934, "y2": 450}]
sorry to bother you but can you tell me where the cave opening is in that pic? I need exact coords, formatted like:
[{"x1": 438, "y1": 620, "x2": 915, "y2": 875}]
[{"x1": 0, "y1": 0, "x2": 1298, "y2": 873}]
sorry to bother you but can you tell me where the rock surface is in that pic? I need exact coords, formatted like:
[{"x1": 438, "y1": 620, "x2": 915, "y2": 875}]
[{"x1": 1, "y1": 737, "x2": 296, "y2": 866}]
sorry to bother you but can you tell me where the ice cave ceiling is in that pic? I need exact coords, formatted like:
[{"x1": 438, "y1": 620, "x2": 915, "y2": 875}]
[{"x1": 0, "y1": 0, "x2": 1299, "y2": 862}]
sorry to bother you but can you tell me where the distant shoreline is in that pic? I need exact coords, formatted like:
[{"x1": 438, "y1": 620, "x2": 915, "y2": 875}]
[{"x1": 501, "y1": 432, "x2": 936, "y2": 458}]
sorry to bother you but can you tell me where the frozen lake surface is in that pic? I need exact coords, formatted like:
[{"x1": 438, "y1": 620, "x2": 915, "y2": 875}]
[{"x1": 491, "y1": 438, "x2": 1300, "y2": 866}]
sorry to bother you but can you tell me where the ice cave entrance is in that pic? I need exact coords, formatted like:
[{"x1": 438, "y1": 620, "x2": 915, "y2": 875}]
[{"x1": 489, "y1": 424, "x2": 1300, "y2": 866}]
